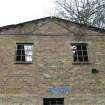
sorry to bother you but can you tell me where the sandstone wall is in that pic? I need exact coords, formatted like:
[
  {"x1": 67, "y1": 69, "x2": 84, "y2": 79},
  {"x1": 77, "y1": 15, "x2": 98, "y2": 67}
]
[{"x1": 0, "y1": 18, "x2": 105, "y2": 104}]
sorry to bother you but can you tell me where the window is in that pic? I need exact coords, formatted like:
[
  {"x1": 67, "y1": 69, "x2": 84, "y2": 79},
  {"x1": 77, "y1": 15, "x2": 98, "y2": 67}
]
[
  {"x1": 43, "y1": 98, "x2": 64, "y2": 105},
  {"x1": 71, "y1": 43, "x2": 88, "y2": 63},
  {"x1": 16, "y1": 43, "x2": 33, "y2": 63}
]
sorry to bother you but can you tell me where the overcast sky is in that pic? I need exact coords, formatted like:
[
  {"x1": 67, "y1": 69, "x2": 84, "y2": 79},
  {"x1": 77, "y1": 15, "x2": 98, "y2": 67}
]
[{"x1": 0, "y1": 0, "x2": 56, "y2": 27}]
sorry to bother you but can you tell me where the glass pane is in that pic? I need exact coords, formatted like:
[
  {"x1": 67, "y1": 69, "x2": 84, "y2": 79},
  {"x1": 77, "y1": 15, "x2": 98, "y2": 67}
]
[
  {"x1": 24, "y1": 45, "x2": 33, "y2": 56},
  {"x1": 84, "y1": 56, "x2": 88, "y2": 62},
  {"x1": 57, "y1": 99, "x2": 64, "y2": 104},
  {"x1": 77, "y1": 51, "x2": 82, "y2": 56},
  {"x1": 16, "y1": 56, "x2": 21, "y2": 61},
  {"x1": 25, "y1": 56, "x2": 32, "y2": 62},
  {"x1": 25, "y1": 50, "x2": 32, "y2": 56},
  {"x1": 44, "y1": 99, "x2": 49, "y2": 105},
  {"x1": 24, "y1": 45, "x2": 32, "y2": 50},
  {"x1": 21, "y1": 56, "x2": 25, "y2": 61},
  {"x1": 16, "y1": 50, "x2": 21, "y2": 55},
  {"x1": 17, "y1": 44, "x2": 23, "y2": 49},
  {"x1": 74, "y1": 56, "x2": 77, "y2": 62},
  {"x1": 82, "y1": 45, "x2": 87, "y2": 50},
  {"x1": 51, "y1": 99, "x2": 56, "y2": 105},
  {"x1": 78, "y1": 56, "x2": 83, "y2": 62},
  {"x1": 44, "y1": 102, "x2": 49, "y2": 105},
  {"x1": 22, "y1": 49, "x2": 25, "y2": 55},
  {"x1": 83, "y1": 51, "x2": 87, "y2": 56},
  {"x1": 77, "y1": 44, "x2": 81, "y2": 50}
]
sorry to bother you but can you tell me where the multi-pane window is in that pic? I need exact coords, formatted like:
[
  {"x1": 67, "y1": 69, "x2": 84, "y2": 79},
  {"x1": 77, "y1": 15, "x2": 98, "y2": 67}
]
[
  {"x1": 16, "y1": 43, "x2": 33, "y2": 63},
  {"x1": 71, "y1": 43, "x2": 88, "y2": 63},
  {"x1": 43, "y1": 98, "x2": 64, "y2": 105}
]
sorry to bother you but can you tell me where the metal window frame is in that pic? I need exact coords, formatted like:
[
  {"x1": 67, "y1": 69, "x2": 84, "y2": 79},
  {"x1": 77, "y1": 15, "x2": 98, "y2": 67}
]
[
  {"x1": 71, "y1": 43, "x2": 88, "y2": 63},
  {"x1": 16, "y1": 43, "x2": 33, "y2": 64}
]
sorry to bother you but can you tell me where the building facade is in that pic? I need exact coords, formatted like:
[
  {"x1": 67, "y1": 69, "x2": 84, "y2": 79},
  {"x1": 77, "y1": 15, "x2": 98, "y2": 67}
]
[{"x1": 0, "y1": 17, "x2": 105, "y2": 105}]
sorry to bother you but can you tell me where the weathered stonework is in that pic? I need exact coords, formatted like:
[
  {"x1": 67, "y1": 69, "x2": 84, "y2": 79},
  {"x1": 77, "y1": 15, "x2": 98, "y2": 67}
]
[{"x1": 0, "y1": 17, "x2": 105, "y2": 104}]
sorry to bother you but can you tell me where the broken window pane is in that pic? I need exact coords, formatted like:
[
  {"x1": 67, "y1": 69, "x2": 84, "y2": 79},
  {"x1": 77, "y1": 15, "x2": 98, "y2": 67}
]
[
  {"x1": 25, "y1": 56, "x2": 32, "y2": 62},
  {"x1": 24, "y1": 45, "x2": 33, "y2": 62},
  {"x1": 72, "y1": 43, "x2": 88, "y2": 63}
]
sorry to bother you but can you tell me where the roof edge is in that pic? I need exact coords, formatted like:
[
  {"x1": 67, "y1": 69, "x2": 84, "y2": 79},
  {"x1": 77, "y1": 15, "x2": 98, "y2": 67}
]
[{"x1": 0, "y1": 16, "x2": 105, "y2": 33}]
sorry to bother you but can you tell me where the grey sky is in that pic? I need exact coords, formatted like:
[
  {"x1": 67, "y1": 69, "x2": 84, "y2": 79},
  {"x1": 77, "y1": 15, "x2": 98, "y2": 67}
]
[{"x1": 0, "y1": 0, "x2": 56, "y2": 27}]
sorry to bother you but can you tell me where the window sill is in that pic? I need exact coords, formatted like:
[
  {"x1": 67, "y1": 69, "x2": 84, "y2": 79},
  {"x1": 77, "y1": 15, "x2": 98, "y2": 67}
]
[
  {"x1": 72, "y1": 62, "x2": 91, "y2": 65},
  {"x1": 14, "y1": 62, "x2": 33, "y2": 64}
]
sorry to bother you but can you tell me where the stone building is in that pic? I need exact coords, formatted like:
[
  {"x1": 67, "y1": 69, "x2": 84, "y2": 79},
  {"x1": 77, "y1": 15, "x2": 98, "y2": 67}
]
[{"x1": 0, "y1": 16, "x2": 105, "y2": 105}]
